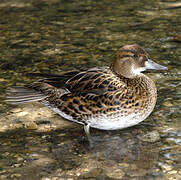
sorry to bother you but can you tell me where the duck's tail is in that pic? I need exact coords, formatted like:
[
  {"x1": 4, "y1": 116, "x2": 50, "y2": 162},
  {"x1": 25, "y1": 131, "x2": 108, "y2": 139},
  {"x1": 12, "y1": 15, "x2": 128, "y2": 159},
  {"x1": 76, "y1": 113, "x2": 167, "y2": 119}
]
[
  {"x1": 6, "y1": 86, "x2": 46, "y2": 105},
  {"x1": 5, "y1": 72, "x2": 76, "y2": 105}
]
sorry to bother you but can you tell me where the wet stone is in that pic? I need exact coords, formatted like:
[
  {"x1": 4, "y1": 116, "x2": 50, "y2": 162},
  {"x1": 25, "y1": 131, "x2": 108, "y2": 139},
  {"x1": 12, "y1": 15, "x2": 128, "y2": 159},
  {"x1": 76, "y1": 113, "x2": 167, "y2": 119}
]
[
  {"x1": 10, "y1": 173, "x2": 21, "y2": 178},
  {"x1": 41, "y1": 178, "x2": 50, "y2": 180},
  {"x1": 137, "y1": 130, "x2": 160, "y2": 143},
  {"x1": 163, "y1": 101, "x2": 173, "y2": 107},
  {"x1": 0, "y1": 175, "x2": 8, "y2": 180},
  {"x1": 126, "y1": 168, "x2": 148, "y2": 177},
  {"x1": 161, "y1": 164, "x2": 173, "y2": 171},
  {"x1": 168, "y1": 170, "x2": 177, "y2": 175},
  {"x1": 171, "y1": 35, "x2": 181, "y2": 42},
  {"x1": 16, "y1": 111, "x2": 29, "y2": 117},
  {"x1": 54, "y1": 168, "x2": 63, "y2": 176},
  {"x1": 165, "y1": 138, "x2": 177, "y2": 146},
  {"x1": 79, "y1": 168, "x2": 103, "y2": 179},
  {"x1": 25, "y1": 122, "x2": 38, "y2": 130},
  {"x1": 119, "y1": 163, "x2": 129, "y2": 168},
  {"x1": 10, "y1": 108, "x2": 22, "y2": 113},
  {"x1": 106, "y1": 167, "x2": 125, "y2": 179}
]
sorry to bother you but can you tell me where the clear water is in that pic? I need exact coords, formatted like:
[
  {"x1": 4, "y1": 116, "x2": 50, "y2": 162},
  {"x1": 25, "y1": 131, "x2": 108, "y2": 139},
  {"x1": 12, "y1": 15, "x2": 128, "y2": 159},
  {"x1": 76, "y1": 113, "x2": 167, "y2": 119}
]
[{"x1": 0, "y1": 0, "x2": 181, "y2": 179}]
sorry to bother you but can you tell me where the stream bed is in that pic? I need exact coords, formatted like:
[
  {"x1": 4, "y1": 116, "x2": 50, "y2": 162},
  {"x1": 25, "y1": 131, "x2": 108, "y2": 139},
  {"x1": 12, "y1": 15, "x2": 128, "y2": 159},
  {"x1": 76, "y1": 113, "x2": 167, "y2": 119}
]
[{"x1": 0, "y1": 0, "x2": 181, "y2": 179}]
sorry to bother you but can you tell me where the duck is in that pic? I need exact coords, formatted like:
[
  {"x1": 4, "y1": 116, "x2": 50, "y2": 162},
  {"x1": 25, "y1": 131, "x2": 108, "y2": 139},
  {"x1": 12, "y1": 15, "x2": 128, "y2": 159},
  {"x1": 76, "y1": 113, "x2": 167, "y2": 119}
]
[{"x1": 6, "y1": 44, "x2": 168, "y2": 142}]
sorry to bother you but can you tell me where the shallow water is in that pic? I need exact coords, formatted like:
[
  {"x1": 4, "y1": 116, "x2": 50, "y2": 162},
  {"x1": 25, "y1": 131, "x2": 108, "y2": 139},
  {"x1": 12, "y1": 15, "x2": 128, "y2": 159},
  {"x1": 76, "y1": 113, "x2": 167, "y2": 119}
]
[{"x1": 0, "y1": 0, "x2": 181, "y2": 179}]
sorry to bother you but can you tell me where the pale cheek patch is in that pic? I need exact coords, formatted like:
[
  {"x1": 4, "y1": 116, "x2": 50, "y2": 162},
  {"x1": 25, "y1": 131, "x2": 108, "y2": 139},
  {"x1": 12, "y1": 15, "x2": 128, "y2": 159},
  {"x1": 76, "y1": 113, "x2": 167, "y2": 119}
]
[{"x1": 132, "y1": 67, "x2": 146, "y2": 75}]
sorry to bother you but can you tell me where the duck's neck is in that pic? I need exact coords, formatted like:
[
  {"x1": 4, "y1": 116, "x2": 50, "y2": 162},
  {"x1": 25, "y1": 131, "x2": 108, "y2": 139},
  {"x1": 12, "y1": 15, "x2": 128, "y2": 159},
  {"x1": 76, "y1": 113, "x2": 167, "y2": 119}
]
[{"x1": 134, "y1": 73, "x2": 157, "y2": 96}]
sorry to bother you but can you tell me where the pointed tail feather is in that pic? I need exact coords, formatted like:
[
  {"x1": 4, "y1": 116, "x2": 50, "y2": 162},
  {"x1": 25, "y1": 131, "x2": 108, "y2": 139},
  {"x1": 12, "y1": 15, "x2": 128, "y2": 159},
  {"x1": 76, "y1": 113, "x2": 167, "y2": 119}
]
[{"x1": 6, "y1": 86, "x2": 46, "y2": 105}]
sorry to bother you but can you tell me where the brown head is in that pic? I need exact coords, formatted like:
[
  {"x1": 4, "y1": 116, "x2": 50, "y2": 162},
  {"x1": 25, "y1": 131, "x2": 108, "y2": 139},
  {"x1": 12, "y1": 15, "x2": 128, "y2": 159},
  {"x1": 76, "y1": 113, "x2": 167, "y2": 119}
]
[{"x1": 111, "y1": 44, "x2": 167, "y2": 78}]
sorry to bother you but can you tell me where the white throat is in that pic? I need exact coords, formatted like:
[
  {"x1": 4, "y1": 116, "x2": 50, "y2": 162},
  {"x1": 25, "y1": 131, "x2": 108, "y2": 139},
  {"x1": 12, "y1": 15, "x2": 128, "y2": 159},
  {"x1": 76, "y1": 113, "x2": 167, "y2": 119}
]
[{"x1": 132, "y1": 67, "x2": 146, "y2": 75}]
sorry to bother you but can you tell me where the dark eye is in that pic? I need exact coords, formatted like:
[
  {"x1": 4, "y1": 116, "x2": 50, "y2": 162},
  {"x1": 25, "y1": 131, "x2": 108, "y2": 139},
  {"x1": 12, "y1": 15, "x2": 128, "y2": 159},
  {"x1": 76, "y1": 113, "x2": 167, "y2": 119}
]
[{"x1": 134, "y1": 54, "x2": 138, "y2": 58}]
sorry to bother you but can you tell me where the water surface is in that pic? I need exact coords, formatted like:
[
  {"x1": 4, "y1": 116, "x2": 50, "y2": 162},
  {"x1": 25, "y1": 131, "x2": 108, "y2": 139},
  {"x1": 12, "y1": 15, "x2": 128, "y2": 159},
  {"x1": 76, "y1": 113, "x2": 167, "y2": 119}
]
[{"x1": 0, "y1": 0, "x2": 181, "y2": 179}]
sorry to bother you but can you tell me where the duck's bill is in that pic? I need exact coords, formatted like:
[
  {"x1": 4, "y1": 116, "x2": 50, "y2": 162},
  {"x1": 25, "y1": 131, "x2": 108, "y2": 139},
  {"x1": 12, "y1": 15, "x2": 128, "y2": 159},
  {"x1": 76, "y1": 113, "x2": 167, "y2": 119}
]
[{"x1": 146, "y1": 59, "x2": 168, "y2": 70}]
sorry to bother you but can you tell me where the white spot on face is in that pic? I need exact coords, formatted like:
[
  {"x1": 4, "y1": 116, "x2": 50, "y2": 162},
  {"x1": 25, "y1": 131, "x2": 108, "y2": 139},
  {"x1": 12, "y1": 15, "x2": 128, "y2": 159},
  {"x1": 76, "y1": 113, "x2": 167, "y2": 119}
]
[{"x1": 132, "y1": 67, "x2": 146, "y2": 75}]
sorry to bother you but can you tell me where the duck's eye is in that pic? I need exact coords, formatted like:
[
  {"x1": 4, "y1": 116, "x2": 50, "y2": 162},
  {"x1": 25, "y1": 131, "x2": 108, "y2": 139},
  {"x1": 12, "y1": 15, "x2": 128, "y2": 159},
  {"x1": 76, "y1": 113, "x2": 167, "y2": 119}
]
[{"x1": 134, "y1": 54, "x2": 138, "y2": 58}]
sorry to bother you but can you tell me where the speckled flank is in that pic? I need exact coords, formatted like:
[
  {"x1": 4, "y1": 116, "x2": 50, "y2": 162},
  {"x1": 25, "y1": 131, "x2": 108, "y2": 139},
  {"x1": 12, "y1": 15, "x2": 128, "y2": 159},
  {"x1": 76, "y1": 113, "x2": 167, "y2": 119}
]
[{"x1": 41, "y1": 70, "x2": 157, "y2": 130}]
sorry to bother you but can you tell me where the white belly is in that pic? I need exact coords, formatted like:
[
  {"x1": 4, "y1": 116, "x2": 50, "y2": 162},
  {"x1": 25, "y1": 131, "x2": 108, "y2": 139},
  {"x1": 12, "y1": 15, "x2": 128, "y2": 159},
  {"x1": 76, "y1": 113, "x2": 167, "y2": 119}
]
[{"x1": 87, "y1": 114, "x2": 145, "y2": 130}]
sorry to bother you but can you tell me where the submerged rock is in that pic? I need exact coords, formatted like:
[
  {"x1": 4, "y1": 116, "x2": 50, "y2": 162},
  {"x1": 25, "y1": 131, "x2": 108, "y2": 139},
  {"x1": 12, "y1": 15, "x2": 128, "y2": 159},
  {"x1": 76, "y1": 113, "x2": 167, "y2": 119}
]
[{"x1": 137, "y1": 130, "x2": 160, "y2": 143}]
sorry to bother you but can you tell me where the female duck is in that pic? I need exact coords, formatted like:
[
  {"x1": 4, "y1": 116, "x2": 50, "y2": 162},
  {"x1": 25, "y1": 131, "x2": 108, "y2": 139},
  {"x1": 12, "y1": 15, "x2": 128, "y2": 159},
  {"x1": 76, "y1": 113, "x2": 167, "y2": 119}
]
[{"x1": 6, "y1": 44, "x2": 167, "y2": 139}]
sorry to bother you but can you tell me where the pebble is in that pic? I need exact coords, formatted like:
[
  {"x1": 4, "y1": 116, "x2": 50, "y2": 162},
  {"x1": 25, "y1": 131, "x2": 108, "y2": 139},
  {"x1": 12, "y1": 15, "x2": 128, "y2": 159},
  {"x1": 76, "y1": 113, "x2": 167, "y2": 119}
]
[
  {"x1": 10, "y1": 108, "x2": 22, "y2": 113},
  {"x1": 17, "y1": 157, "x2": 24, "y2": 161},
  {"x1": 137, "y1": 130, "x2": 160, "y2": 142},
  {"x1": 16, "y1": 111, "x2": 28, "y2": 117},
  {"x1": 51, "y1": 177, "x2": 60, "y2": 180},
  {"x1": 127, "y1": 169, "x2": 148, "y2": 177},
  {"x1": 25, "y1": 122, "x2": 38, "y2": 130},
  {"x1": 41, "y1": 178, "x2": 50, "y2": 180},
  {"x1": 0, "y1": 170, "x2": 6, "y2": 174},
  {"x1": 161, "y1": 164, "x2": 172, "y2": 171},
  {"x1": 55, "y1": 168, "x2": 63, "y2": 176},
  {"x1": 168, "y1": 170, "x2": 177, "y2": 175},
  {"x1": 13, "y1": 163, "x2": 21, "y2": 167},
  {"x1": 119, "y1": 163, "x2": 129, "y2": 168},
  {"x1": 106, "y1": 168, "x2": 125, "y2": 179},
  {"x1": 10, "y1": 173, "x2": 21, "y2": 178},
  {"x1": 0, "y1": 175, "x2": 7, "y2": 179},
  {"x1": 0, "y1": 78, "x2": 7, "y2": 82},
  {"x1": 165, "y1": 138, "x2": 177, "y2": 145},
  {"x1": 79, "y1": 168, "x2": 103, "y2": 178},
  {"x1": 163, "y1": 101, "x2": 173, "y2": 107},
  {"x1": 0, "y1": 125, "x2": 8, "y2": 132}
]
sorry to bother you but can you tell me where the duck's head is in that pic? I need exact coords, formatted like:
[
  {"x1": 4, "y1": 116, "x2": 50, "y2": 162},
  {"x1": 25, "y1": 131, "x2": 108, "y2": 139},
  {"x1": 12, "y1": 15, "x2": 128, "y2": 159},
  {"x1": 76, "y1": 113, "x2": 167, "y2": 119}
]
[{"x1": 111, "y1": 44, "x2": 168, "y2": 78}]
